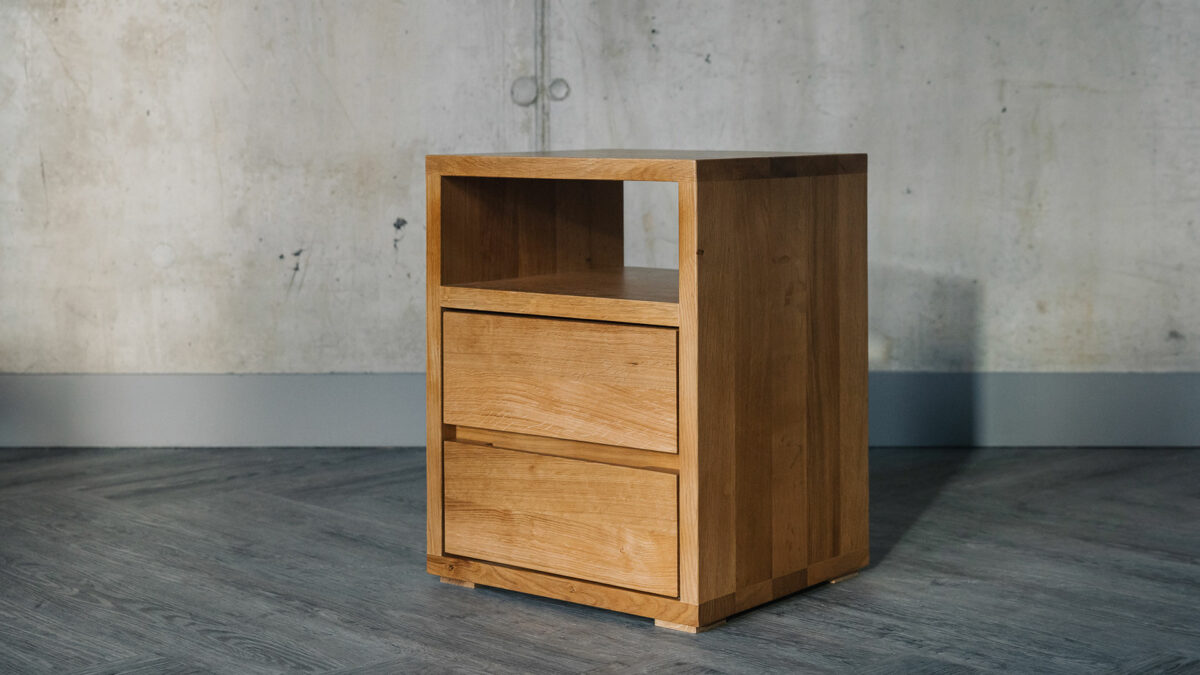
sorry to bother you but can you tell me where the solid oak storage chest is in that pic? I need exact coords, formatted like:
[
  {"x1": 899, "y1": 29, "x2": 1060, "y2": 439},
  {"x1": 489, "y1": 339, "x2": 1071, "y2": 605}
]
[{"x1": 425, "y1": 150, "x2": 868, "y2": 631}]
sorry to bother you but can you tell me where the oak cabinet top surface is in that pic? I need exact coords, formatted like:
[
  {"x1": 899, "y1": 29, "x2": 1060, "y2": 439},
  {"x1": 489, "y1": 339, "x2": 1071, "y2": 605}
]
[{"x1": 427, "y1": 150, "x2": 866, "y2": 182}]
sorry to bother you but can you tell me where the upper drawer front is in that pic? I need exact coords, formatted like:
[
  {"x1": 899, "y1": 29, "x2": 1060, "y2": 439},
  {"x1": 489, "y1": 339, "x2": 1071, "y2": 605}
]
[
  {"x1": 442, "y1": 311, "x2": 678, "y2": 453},
  {"x1": 443, "y1": 442, "x2": 678, "y2": 596}
]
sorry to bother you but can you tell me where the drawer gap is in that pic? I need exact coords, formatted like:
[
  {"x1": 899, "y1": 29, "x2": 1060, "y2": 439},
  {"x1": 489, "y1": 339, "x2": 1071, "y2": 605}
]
[{"x1": 453, "y1": 426, "x2": 678, "y2": 473}]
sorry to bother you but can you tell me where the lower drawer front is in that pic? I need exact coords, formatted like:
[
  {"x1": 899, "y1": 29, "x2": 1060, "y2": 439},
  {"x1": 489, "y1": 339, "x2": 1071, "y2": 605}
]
[{"x1": 443, "y1": 441, "x2": 678, "y2": 597}]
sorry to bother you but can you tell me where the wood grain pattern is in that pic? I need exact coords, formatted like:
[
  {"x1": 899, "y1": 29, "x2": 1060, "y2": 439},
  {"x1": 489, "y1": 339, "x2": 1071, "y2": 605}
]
[
  {"x1": 428, "y1": 151, "x2": 868, "y2": 182},
  {"x1": 837, "y1": 172, "x2": 871, "y2": 556},
  {"x1": 439, "y1": 177, "x2": 623, "y2": 286},
  {"x1": 676, "y1": 179, "x2": 701, "y2": 607},
  {"x1": 442, "y1": 311, "x2": 678, "y2": 453},
  {"x1": 427, "y1": 555, "x2": 701, "y2": 625},
  {"x1": 807, "y1": 174, "x2": 840, "y2": 565},
  {"x1": 447, "y1": 267, "x2": 678, "y2": 303},
  {"x1": 424, "y1": 169, "x2": 444, "y2": 556},
  {"x1": 806, "y1": 548, "x2": 870, "y2": 586},
  {"x1": 771, "y1": 177, "x2": 812, "y2": 580},
  {"x1": 551, "y1": 179, "x2": 625, "y2": 269},
  {"x1": 688, "y1": 167, "x2": 869, "y2": 613},
  {"x1": 441, "y1": 443, "x2": 679, "y2": 596},
  {"x1": 440, "y1": 285, "x2": 678, "y2": 327},
  {"x1": 440, "y1": 286, "x2": 678, "y2": 327},
  {"x1": 441, "y1": 267, "x2": 678, "y2": 327},
  {"x1": 691, "y1": 177, "x2": 738, "y2": 606},
  {"x1": 654, "y1": 619, "x2": 725, "y2": 634},
  {"x1": 429, "y1": 154, "x2": 696, "y2": 182},
  {"x1": 694, "y1": 153, "x2": 868, "y2": 181},
  {"x1": 452, "y1": 426, "x2": 680, "y2": 473}
]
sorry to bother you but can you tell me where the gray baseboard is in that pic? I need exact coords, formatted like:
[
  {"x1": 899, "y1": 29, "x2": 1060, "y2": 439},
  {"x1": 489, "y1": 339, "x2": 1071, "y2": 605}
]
[
  {"x1": 0, "y1": 374, "x2": 426, "y2": 448},
  {"x1": 869, "y1": 372, "x2": 1200, "y2": 447},
  {"x1": 0, "y1": 372, "x2": 1196, "y2": 448}
]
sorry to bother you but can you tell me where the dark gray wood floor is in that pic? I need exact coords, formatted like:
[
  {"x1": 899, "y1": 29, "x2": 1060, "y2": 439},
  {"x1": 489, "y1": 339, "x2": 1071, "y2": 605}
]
[{"x1": 0, "y1": 446, "x2": 1197, "y2": 674}]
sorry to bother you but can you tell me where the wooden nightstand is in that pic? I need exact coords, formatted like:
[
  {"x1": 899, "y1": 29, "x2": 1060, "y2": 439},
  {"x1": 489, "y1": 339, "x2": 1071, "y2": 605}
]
[{"x1": 425, "y1": 150, "x2": 868, "y2": 631}]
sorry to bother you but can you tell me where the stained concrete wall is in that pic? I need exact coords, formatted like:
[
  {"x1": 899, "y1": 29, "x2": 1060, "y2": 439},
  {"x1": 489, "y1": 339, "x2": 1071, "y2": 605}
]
[
  {"x1": 1, "y1": 0, "x2": 532, "y2": 373},
  {"x1": 3, "y1": 1, "x2": 1198, "y2": 376},
  {"x1": 552, "y1": 1, "x2": 1200, "y2": 372}
]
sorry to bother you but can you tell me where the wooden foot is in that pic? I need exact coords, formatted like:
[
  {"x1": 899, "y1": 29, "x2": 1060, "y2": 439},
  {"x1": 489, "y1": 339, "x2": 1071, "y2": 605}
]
[
  {"x1": 440, "y1": 577, "x2": 476, "y2": 589},
  {"x1": 654, "y1": 619, "x2": 725, "y2": 633},
  {"x1": 828, "y1": 571, "x2": 859, "y2": 585}
]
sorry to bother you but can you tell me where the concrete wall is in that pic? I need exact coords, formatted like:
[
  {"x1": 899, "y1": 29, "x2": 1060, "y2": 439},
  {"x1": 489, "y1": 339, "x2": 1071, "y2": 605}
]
[
  {"x1": 2, "y1": 2, "x2": 1199, "y2": 446},
  {"x1": 2, "y1": 0, "x2": 532, "y2": 373},
  {"x1": 551, "y1": 1, "x2": 1200, "y2": 373}
]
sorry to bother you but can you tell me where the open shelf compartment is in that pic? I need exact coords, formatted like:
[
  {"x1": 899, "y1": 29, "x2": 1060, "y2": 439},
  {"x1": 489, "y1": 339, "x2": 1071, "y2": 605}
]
[{"x1": 433, "y1": 174, "x2": 679, "y2": 326}]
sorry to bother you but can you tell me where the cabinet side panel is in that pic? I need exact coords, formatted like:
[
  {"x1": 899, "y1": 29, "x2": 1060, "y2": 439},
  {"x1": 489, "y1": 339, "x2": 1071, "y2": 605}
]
[
  {"x1": 837, "y1": 171, "x2": 870, "y2": 556},
  {"x1": 731, "y1": 178, "x2": 774, "y2": 590},
  {"x1": 769, "y1": 177, "x2": 814, "y2": 577},
  {"x1": 807, "y1": 174, "x2": 842, "y2": 564},
  {"x1": 696, "y1": 169, "x2": 868, "y2": 608},
  {"x1": 426, "y1": 170, "x2": 444, "y2": 555},
  {"x1": 697, "y1": 178, "x2": 818, "y2": 595},
  {"x1": 694, "y1": 181, "x2": 739, "y2": 602}
]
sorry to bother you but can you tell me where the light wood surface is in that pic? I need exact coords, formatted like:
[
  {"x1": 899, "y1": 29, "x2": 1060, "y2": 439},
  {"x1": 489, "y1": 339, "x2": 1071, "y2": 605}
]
[
  {"x1": 676, "y1": 178, "x2": 701, "y2": 607},
  {"x1": 430, "y1": 154, "x2": 695, "y2": 182},
  {"x1": 441, "y1": 267, "x2": 678, "y2": 327},
  {"x1": 428, "y1": 151, "x2": 868, "y2": 182},
  {"x1": 806, "y1": 549, "x2": 871, "y2": 588},
  {"x1": 446, "y1": 267, "x2": 678, "y2": 302},
  {"x1": 439, "y1": 285, "x2": 678, "y2": 327},
  {"x1": 442, "y1": 442, "x2": 679, "y2": 596},
  {"x1": 427, "y1": 554, "x2": 704, "y2": 625},
  {"x1": 442, "y1": 311, "x2": 678, "y2": 453},
  {"x1": 439, "y1": 577, "x2": 475, "y2": 588},
  {"x1": 683, "y1": 167, "x2": 870, "y2": 613},
  {"x1": 437, "y1": 149, "x2": 848, "y2": 160},
  {"x1": 452, "y1": 426, "x2": 679, "y2": 473},
  {"x1": 654, "y1": 619, "x2": 726, "y2": 634},
  {"x1": 439, "y1": 176, "x2": 623, "y2": 287},
  {"x1": 424, "y1": 170, "x2": 444, "y2": 556}
]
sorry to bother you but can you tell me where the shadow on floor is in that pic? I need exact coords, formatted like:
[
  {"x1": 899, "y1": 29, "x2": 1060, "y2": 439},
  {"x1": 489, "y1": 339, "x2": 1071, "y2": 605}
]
[
  {"x1": 869, "y1": 445, "x2": 975, "y2": 563},
  {"x1": 866, "y1": 372, "x2": 981, "y2": 562},
  {"x1": 867, "y1": 264, "x2": 983, "y2": 563}
]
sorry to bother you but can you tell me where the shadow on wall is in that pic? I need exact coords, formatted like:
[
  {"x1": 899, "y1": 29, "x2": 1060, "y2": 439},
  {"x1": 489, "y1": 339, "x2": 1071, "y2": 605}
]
[{"x1": 867, "y1": 263, "x2": 981, "y2": 563}]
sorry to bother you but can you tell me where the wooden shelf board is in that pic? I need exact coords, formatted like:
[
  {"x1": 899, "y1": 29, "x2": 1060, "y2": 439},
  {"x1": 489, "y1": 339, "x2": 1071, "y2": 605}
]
[{"x1": 440, "y1": 267, "x2": 679, "y2": 327}]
